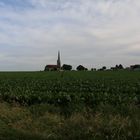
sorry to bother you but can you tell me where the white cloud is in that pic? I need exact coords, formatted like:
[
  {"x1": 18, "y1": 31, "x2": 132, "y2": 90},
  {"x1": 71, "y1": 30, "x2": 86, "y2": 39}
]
[{"x1": 0, "y1": 0, "x2": 140, "y2": 70}]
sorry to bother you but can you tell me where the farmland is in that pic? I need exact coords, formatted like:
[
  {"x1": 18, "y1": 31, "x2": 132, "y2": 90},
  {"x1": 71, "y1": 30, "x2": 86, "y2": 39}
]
[{"x1": 0, "y1": 71, "x2": 140, "y2": 140}]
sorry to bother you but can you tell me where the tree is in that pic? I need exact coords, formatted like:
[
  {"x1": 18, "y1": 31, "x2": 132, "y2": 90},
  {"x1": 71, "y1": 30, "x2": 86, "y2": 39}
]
[
  {"x1": 76, "y1": 65, "x2": 86, "y2": 71},
  {"x1": 102, "y1": 66, "x2": 106, "y2": 70},
  {"x1": 115, "y1": 65, "x2": 119, "y2": 69},
  {"x1": 114, "y1": 64, "x2": 124, "y2": 70},
  {"x1": 62, "y1": 64, "x2": 72, "y2": 71},
  {"x1": 118, "y1": 64, "x2": 124, "y2": 69},
  {"x1": 98, "y1": 66, "x2": 106, "y2": 71},
  {"x1": 91, "y1": 68, "x2": 96, "y2": 71}
]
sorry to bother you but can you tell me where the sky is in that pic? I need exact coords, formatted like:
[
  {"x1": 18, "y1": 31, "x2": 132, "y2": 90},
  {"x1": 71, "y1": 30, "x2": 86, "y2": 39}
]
[{"x1": 0, "y1": 0, "x2": 140, "y2": 71}]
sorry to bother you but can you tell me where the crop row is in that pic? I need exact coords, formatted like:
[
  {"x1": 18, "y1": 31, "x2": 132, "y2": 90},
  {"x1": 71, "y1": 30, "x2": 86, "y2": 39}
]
[{"x1": 0, "y1": 78, "x2": 139, "y2": 107}]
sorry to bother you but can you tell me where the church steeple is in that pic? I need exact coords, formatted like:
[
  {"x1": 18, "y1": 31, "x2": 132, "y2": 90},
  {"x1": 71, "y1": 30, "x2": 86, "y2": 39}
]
[{"x1": 57, "y1": 51, "x2": 61, "y2": 68}]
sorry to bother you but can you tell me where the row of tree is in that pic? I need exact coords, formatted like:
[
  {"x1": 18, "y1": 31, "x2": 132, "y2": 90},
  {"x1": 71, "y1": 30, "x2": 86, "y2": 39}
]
[
  {"x1": 62, "y1": 64, "x2": 88, "y2": 71},
  {"x1": 62, "y1": 64, "x2": 122, "y2": 71},
  {"x1": 62, "y1": 64, "x2": 140, "y2": 71}
]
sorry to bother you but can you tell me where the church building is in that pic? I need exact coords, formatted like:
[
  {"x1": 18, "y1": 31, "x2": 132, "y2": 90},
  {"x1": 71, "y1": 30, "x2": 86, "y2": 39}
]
[{"x1": 44, "y1": 51, "x2": 61, "y2": 71}]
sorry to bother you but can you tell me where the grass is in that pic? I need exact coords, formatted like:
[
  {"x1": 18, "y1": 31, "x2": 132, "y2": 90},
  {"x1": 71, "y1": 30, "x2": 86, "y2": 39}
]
[
  {"x1": 0, "y1": 102, "x2": 140, "y2": 140},
  {"x1": 0, "y1": 71, "x2": 140, "y2": 139}
]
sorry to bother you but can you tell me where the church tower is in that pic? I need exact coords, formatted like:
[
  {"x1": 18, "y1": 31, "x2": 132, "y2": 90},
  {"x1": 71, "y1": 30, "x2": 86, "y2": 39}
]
[{"x1": 57, "y1": 51, "x2": 61, "y2": 68}]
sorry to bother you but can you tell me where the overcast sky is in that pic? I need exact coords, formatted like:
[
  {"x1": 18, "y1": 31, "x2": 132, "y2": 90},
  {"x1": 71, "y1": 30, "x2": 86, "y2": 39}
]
[{"x1": 0, "y1": 0, "x2": 140, "y2": 71}]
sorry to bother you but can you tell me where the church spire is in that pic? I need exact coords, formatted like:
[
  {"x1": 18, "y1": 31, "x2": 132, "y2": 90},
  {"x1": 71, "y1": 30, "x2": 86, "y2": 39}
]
[{"x1": 57, "y1": 51, "x2": 61, "y2": 68}]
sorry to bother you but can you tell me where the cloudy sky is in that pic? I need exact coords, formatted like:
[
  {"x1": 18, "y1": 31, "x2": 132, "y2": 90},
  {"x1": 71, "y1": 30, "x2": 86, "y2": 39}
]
[{"x1": 0, "y1": 0, "x2": 140, "y2": 71}]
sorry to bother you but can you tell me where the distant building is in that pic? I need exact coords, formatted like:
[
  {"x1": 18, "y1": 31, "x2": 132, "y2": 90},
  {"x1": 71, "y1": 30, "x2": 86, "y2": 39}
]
[
  {"x1": 44, "y1": 51, "x2": 61, "y2": 71},
  {"x1": 130, "y1": 64, "x2": 140, "y2": 71}
]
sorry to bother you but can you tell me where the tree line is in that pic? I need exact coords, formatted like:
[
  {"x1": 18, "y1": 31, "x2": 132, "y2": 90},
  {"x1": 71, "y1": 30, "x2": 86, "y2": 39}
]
[{"x1": 61, "y1": 64, "x2": 140, "y2": 71}]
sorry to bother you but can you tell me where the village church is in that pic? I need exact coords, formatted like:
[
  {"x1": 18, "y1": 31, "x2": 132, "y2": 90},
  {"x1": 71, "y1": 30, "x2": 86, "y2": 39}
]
[{"x1": 44, "y1": 51, "x2": 61, "y2": 71}]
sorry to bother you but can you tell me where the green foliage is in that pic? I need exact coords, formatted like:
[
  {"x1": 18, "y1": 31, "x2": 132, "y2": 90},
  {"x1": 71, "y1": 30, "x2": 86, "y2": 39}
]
[
  {"x1": 0, "y1": 102, "x2": 140, "y2": 140},
  {"x1": 0, "y1": 71, "x2": 139, "y2": 108},
  {"x1": 62, "y1": 64, "x2": 72, "y2": 71},
  {"x1": 0, "y1": 71, "x2": 140, "y2": 139}
]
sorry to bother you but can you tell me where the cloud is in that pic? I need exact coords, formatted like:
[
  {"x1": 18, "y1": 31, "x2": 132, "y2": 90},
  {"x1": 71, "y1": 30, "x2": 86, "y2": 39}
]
[{"x1": 0, "y1": 0, "x2": 140, "y2": 70}]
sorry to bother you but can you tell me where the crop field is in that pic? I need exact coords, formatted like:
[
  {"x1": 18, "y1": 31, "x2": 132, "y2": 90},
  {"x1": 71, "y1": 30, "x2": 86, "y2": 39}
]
[{"x1": 0, "y1": 71, "x2": 140, "y2": 140}]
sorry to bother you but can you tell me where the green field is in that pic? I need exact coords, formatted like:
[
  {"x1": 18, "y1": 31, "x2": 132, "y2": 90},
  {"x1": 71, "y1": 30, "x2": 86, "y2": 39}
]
[{"x1": 0, "y1": 71, "x2": 140, "y2": 140}]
